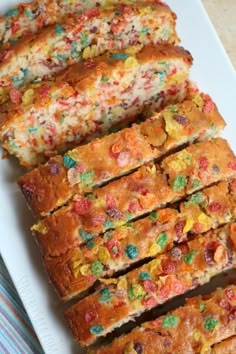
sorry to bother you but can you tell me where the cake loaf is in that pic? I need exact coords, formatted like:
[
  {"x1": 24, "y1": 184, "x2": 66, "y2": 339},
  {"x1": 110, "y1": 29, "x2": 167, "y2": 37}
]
[
  {"x1": 18, "y1": 92, "x2": 225, "y2": 217},
  {"x1": 45, "y1": 179, "x2": 236, "y2": 301},
  {"x1": 0, "y1": 44, "x2": 192, "y2": 167},
  {"x1": 0, "y1": 1, "x2": 179, "y2": 105},
  {"x1": 91, "y1": 283, "x2": 236, "y2": 354},
  {"x1": 0, "y1": 1, "x2": 174, "y2": 47},
  {"x1": 33, "y1": 138, "x2": 236, "y2": 258},
  {"x1": 65, "y1": 223, "x2": 236, "y2": 346}
]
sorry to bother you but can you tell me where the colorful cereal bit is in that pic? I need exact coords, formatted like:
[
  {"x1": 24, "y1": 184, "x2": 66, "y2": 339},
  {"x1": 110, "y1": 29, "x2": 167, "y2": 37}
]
[
  {"x1": 91, "y1": 260, "x2": 103, "y2": 276},
  {"x1": 79, "y1": 229, "x2": 94, "y2": 242},
  {"x1": 183, "y1": 217, "x2": 194, "y2": 233},
  {"x1": 186, "y1": 192, "x2": 203, "y2": 205},
  {"x1": 74, "y1": 197, "x2": 92, "y2": 215},
  {"x1": 9, "y1": 87, "x2": 22, "y2": 104},
  {"x1": 80, "y1": 170, "x2": 94, "y2": 183},
  {"x1": 125, "y1": 244, "x2": 139, "y2": 259},
  {"x1": 106, "y1": 238, "x2": 121, "y2": 258},
  {"x1": 139, "y1": 272, "x2": 150, "y2": 280},
  {"x1": 128, "y1": 284, "x2": 145, "y2": 300},
  {"x1": 63, "y1": 155, "x2": 77, "y2": 169},
  {"x1": 199, "y1": 302, "x2": 205, "y2": 311},
  {"x1": 22, "y1": 89, "x2": 35, "y2": 105},
  {"x1": 162, "y1": 315, "x2": 179, "y2": 328},
  {"x1": 90, "y1": 325, "x2": 104, "y2": 335},
  {"x1": 149, "y1": 211, "x2": 158, "y2": 221},
  {"x1": 228, "y1": 162, "x2": 236, "y2": 171},
  {"x1": 184, "y1": 250, "x2": 198, "y2": 265},
  {"x1": 110, "y1": 53, "x2": 129, "y2": 60},
  {"x1": 104, "y1": 220, "x2": 114, "y2": 229},
  {"x1": 98, "y1": 247, "x2": 111, "y2": 265},
  {"x1": 133, "y1": 342, "x2": 144, "y2": 354},
  {"x1": 99, "y1": 288, "x2": 113, "y2": 303},
  {"x1": 198, "y1": 156, "x2": 209, "y2": 170},
  {"x1": 157, "y1": 232, "x2": 168, "y2": 248},
  {"x1": 124, "y1": 56, "x2": 138, "y2": 69},
  {"x1": 192, "y1": 179, "x2": 202, "y2": 189},
  {"x1": 87, "y1": 239, "x2": 95, "y2": 249},
  {"x1": 204, "y1": 318, "x2": 219, "y2": 331},
  {"x1": 225, "y1": 288, "x2": 236, "y2": 301},
  {"x1": 143, "y1": 279, "x2": 156, "y2": 293},
  {"x1": 85, "y1": 310, "x2": 97, "y2": 323},
  {"x1": 173, "y1": 175, "x2": 187, "y2": 191},
  {"x1": 174, "y1": 114, "x2": 189, "y2": 126},
  {"x1": 55, "y1": 23, "x2": 65, "y2": 36},
  {"x1": 6, "y1": 8, "x2": 19, "y2": 19}
]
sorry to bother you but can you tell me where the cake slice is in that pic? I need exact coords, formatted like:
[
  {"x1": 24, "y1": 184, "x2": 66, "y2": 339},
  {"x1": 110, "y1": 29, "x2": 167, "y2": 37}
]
[
  {"x1": 0, "y1": 1, "x2": 176, "y2": 48},
  {"x1": 18, "y1": 92, "x2": 225, "y2": 217},
  {"x1": 91, "y1": 283, "x2": 236, "y2": 353},
  {"x1": 0, "y1": 44, "x2": 192, "y2": 167},
  {"x1": 32, "y1": 138, "x2": 236, "y2": 258},
  {"x1": 45, "y1": 178, "x2": 236, "y2": 301},
  {"x1": 0, "y1": 1, "x2": 179, "y2": 105},
  {"x1": 64, "y1": 223, "x2": 236, "y2": 346}
]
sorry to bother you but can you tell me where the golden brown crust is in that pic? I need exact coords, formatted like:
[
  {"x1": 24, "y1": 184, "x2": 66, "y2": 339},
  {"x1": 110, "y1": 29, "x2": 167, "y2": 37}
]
[
  {"x1": 18, "y1": 93, "x2": 225, "y2": 218},
  {"x1": 93, "y1": 283, "x2": 236, "y2": 354}
]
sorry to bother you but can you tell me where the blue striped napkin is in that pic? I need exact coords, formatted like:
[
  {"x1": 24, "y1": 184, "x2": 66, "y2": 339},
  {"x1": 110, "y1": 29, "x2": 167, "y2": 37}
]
[{"x1": 0, "y1": 255, "x2": 44, "y2": 354}]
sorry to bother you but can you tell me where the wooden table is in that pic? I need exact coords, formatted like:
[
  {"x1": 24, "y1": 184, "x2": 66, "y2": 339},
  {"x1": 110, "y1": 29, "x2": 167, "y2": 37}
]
[{"x1": 202, "y1": 0, "x2": 236, "y2": 69}]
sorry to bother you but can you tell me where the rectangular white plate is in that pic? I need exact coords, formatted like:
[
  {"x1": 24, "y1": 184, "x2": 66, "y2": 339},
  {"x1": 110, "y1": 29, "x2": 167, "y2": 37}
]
[{"x1": 0, "y1": 1, "x2": 236, "y2": 353}]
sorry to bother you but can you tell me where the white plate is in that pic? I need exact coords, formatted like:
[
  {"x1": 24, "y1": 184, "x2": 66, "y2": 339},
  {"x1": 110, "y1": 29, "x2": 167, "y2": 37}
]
[{"x1": 0, "y1": 1, "x2": 236, "y2": 353}]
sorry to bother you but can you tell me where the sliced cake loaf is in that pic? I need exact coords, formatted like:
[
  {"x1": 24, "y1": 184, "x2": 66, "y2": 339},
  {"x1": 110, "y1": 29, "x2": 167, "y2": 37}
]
[
  {"x1": 0, "y1": 44, "x2": 192, "y2": 167},
  {"x1": 0, "y1": 1, "x2": 174, "y2": 47},
  {"x1": 64, "y1": 223, "x2": 236, "y2": 346},
  {"x1": 45, "y1": 179, "x2": 236, "y2": 301},
  {"x1": 32, "y1": 138, "x2": 236, "y2": 258},
  {"x1": 0, "y1": 1, "x2": 179, "y2": 104},
  {"x1": 18, "y1": 92, "x2": 225, "y2": 217},
  {"x1": 91, "y1": 283, "x2": 236, "y2": 353}
]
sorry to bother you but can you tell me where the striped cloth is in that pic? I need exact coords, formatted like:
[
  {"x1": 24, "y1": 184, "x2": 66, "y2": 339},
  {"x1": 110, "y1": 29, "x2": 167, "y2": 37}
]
[{"x1": 0, "y1": 255, "x2": 44, "y2": 354}]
